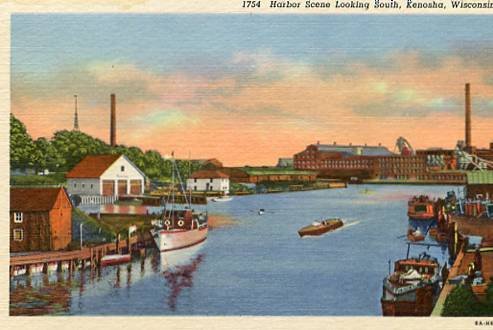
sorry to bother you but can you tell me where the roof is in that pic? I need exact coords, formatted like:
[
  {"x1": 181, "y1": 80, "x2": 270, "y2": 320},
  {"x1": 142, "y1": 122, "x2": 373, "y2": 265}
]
[
  {"x1": 242, "y1": 167, "x2": 316, "y2": 176},
  {"x1": 190, "y1": 170, "x2": 229, "y2": 179},
  {"x1": 311, "y1": 144, "x2": 393, "y2": 157},
  {"x1": 10, "y1": 187, "x2": 68, "y2": 212},
  {"x1": 467, "y1": 171, "x2": 493, "y2": 184},
  {"x1": 66, "y1": 154, "x2": 121, "y2": 178}
]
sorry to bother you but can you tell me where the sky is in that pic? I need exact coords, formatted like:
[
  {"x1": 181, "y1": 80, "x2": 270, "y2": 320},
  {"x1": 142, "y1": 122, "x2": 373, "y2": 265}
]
[{"x1": 11, "y1": 14, "x2": 493, "y2": 166}]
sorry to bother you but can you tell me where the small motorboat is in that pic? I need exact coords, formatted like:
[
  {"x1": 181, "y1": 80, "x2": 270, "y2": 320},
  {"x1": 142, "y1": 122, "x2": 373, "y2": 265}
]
[
  {"x1": 100, "y1": 254, "x2": 131, "y2": 267},
  {"x1": 258, "y1": 208, "x2": 265, "y2": 215},
  {"x1": 407, "y1": 228, "x2": 425, "y2": 242},
  {"x1": 12, "y1": 266, "x2": 27, "y2": 277},
  {"x1": 298, "y1": 218, "x2": 343, "y2": 237},
  {"x1": 211, "y1": 195, "x2": 233, "y2": 202}
]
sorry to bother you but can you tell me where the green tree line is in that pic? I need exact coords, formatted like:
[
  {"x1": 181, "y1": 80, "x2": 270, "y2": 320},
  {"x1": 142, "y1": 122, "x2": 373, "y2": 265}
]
[{"x1": 10, "y1": 114, "x2": 203, "y2": 181}]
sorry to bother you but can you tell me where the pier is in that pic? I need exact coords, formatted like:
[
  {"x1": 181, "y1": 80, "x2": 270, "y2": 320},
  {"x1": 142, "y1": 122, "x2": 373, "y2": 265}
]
[{"x1": 10, "y1": 236, "x2": 140, "y2": 277}]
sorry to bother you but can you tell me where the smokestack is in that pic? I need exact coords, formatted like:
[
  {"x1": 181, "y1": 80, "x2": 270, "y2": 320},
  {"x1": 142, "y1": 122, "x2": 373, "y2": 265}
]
[
  {"x1": 465, "y1": 83, "x2": 471, "y2": 148},
  {"x1": 110, "y1": 93, "x2": 116, "y2": 147}
]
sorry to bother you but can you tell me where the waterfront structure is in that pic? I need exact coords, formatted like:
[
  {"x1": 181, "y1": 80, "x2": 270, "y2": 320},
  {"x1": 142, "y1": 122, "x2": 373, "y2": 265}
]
[
  {"x1": 10, "y1": 187, "x2": 72, "y2": 252},
  {"x1": 276, "y1": 158, "x2": 293, "y2": 168},
  {"x1": 187, "y1": 169, "x2": 230, "y2": 193},
  {"x1": 294, "y1": 142, "x2": 392, "y2": 179},
  {"x1": 293, "y1": 141, "x2": 467, "y2": 182},
  {"x1": 465, "y1": 171, "x2": 493, "y2": 199},
  {"x1": 66, "y1": 154, "x2": 146, "y2": 197},
  {"x1": 221, "y1": 167, "x2": 317, "y2": 184}
]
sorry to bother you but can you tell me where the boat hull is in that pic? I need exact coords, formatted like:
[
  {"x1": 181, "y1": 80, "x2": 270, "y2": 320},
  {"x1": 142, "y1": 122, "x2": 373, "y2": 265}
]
[
  {"x1": 152, "y1": 226, "x2": 208, "y2": 252},
  {"x1": 381, "y1": 285, "x2": 436, "y2": 316},
  {"x1": 101, "y1": 254, "x2": 131, "y2": 267},
  {"x1": 298, "y1": 219, "x2": 343, "y2": 237},
  {"x1": 408, "y1": 214, "x2": 437, "y2": 221}
]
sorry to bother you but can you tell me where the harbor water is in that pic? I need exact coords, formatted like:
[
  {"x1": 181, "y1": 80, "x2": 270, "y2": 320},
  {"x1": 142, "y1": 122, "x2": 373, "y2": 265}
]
[{"x1": 10, "y1": 184, "x2": 459, "y2": 316}]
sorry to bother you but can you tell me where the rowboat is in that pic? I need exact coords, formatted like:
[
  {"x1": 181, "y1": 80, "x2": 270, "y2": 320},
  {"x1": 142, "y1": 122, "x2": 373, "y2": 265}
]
[{"x1": 101, "y1": 254, "x2": 131, "y2": 267}]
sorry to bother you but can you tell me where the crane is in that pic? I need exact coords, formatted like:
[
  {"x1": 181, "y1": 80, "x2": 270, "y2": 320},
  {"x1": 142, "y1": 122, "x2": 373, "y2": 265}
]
[
  {"x1": 455, "y1": 147, "x2": 493, "y2": 170},
  {"x1": 395, "y1": 137, "x2": 415, "y2": 156}
]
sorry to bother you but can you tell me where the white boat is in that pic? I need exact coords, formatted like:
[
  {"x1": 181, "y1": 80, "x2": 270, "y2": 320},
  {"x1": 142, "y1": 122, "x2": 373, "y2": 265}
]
[
  {"x1": 151, "y1": 156, "x2": 208, "y2": 252},
  {"x1": 47, "y1": 262, "x2": 58, "y2": 273},
  {"x1": 12, "y1": 266, "x2": 27, "y2": 277},
  {"x1": 211, "y1": 195, "x2": 233, "y2": 202},
  {"x1": 30, "y1": 263, "x2": 44, "y2": 274}
]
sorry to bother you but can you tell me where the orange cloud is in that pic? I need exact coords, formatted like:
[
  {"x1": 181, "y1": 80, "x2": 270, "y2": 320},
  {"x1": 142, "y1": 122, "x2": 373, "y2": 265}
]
[{"x1": 12, "y1": 51, "x2": 493, "y2": 166}]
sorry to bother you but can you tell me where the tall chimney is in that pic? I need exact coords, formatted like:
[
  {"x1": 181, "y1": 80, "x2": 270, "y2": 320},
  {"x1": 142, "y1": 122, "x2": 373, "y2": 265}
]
[
  {"x1": 465, "y1": 83, "x2": 471, "y2": 148},
  {"x1": 110, "y1": 93, "x2": 116, "y2": 147}
]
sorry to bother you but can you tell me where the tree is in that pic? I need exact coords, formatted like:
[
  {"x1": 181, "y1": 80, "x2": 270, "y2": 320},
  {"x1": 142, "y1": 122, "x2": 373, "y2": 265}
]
[
  {"x1": 10, "y1": 114, "x2": 35, "y2": 170},
  {"x1": 51, "y1": 130, "x2": 110, "y2": 171},
  {"x1": 33, "y1": 137, "x2": 63, "y2": 172}
]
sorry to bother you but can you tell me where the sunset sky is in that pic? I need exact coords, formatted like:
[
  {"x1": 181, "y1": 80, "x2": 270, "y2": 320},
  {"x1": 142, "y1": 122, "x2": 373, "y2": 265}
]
[{"x1": 11, "y1": 14, "x2": 493, "y2": 166}]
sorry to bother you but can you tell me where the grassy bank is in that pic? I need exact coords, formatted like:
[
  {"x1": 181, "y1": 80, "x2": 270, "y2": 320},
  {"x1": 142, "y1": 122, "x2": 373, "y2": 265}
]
[{"x1": 10, "y1": 172, "x2": 66, "y2": 186}]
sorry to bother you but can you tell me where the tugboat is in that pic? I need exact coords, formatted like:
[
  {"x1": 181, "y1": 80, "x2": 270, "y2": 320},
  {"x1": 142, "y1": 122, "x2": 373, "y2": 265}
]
[
  {"x1": 381, "y1": 253, "x2": 442, "y2": 316},
  {"x1": 408, "y1": 195, "x2": 437, "y2": 221},
  {"x1": 298, "y1": 218, "x2": 343, "y2": 237},
  {"x1": 151, "y1": 156, "x2": 208, "y2": 252}
]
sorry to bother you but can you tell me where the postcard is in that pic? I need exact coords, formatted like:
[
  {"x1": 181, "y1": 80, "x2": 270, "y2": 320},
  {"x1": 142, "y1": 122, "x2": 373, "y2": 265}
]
[{"x1": 2, "y1": 1, "x2": 493, "y2": 329}]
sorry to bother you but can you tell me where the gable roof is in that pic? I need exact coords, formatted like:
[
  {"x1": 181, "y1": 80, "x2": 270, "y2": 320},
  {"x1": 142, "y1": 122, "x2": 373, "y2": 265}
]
[
  {"x1": 66, "y1": 154, "x2": 121, "y2": 178},
  {"x1": 10, "y1": 187, "x2": 69, "y2": 212},
  {"x1": 191, "y1": 170, "x2": 229, "y2": 179}
]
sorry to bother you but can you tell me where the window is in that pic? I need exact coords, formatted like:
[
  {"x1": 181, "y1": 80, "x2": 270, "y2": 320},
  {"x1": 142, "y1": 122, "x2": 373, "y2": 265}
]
[
  {"x1": 194, "y1": 178, "x2": 197, "y2": 183},
  {"x1": 14, "y1": 212, "x2": 23, "y2": 223},
  {"x1": 121, "y1": 166, "x2": 125, "y2": 172},
  {"x1": 82, "y1": 183, "x2": 85, "y2": 188},
  {"x1": 13, "y1": 229, "x2": 23, "y2": 241},
  {"x1": 90, "y1": 184, "x2": 93, "y2": 189},
  {"x1": 210, "y1": 178, "x2": 213, "y2": 183},
  {"x1": 194, "y1": 186, "x2": 197, "y2": 191},
  {"x1": 74, "y1": 183, "x2": 77, "y2": 188}
]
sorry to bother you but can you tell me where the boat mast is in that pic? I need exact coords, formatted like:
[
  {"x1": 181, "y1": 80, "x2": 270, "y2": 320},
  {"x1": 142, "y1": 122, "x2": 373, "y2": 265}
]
[
  {"x1": 171, "y1": 152, "x2": 175, "y2": 227},
  {"x1": 188, "y1": 151, "x2": 192, "y2": 209}
]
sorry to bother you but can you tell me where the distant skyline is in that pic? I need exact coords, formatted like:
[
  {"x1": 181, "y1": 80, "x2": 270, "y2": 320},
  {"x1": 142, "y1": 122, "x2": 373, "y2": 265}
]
[{"x1": 11, "y1": 14, "x2": 493, "y2": 166}]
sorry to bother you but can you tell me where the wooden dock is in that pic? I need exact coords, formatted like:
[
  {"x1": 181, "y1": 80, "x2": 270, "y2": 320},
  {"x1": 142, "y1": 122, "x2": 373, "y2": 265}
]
[{"x1": 10, "y1": 236, "x2": 140, "y2": 277}]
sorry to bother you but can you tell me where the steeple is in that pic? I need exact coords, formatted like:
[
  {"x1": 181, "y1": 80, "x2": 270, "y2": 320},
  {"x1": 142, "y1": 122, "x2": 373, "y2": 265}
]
[{"x1": 73, "y1": 94, "x2": 79, "y2": 131}]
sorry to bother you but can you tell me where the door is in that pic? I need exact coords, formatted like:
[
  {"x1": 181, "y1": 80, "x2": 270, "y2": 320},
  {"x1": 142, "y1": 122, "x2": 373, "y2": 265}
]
[
  {"x1": 118, "y1": 180, "x2": 128, "y2": 196},
  {"x1": 102, "y1": 180, "x2": 115, "y2": 196},
  {"x1": 130, "y1": 180, "x2": 142, "y2": 195}
]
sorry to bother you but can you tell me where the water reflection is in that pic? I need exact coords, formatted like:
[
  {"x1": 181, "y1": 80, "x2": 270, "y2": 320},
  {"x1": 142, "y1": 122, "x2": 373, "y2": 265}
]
[{"x1": 160, "y1": 242, "x2": 206, "y2": 310}]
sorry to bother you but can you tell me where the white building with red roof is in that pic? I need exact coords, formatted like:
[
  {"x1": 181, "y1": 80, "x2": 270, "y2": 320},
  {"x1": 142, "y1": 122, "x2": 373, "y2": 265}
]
[
  {"x1": 186, "y1": 169, "x2": 229, "y2": 194},
  {"x1": 66, "y1": 154, "x2": 146, "y2": 197}
]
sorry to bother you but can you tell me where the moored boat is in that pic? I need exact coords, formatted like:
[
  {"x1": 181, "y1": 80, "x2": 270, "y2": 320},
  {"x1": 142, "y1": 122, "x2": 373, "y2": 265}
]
[
  {"x1": 101, "y1": 254, "x2": 131, "y2": 267},
  {"x1": 407, "y1": 195, "x2": 437, "y2": 221},
  {"x1": 211, "y1": 195, "x2": 233, "y2": 202},
  {"x1": 298, "y1": 218, "x2": 343, "y2": 237},
  {"x1": 407, "y1": 228, "x2": 425, "y2": 242},
  {"x1": 12, "y1": 266, "x2": 27, "y2": 277},
  {"x1": 381, "y1": 253, "x2": 442, "y2": 316},
  {"x1": 151, "y1": 156, "x2": 208, "y2": 252}
]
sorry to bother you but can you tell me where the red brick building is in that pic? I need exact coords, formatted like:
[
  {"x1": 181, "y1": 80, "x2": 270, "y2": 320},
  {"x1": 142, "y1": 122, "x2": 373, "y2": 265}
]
[
  {"x1": 10, "y1": 187, "x2": 72, "y2": 252},
  {"x1": 293, "y1": 142, "x2": 466, "y2": 182}
]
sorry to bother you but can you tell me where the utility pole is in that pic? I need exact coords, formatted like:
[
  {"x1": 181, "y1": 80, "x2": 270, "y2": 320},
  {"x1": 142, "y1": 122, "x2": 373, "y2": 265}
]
[{"x1": 80, "y1": 223, "x2": 84, "y2": 249}]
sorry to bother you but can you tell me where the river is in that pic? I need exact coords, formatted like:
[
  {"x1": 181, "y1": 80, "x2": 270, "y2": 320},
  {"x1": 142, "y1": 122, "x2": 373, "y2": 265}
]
[{"x1": 10, "y1": 184, "x2": 459, "y2": 316}]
